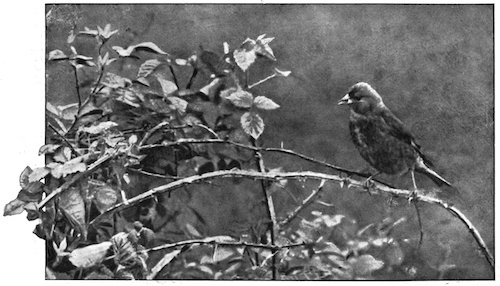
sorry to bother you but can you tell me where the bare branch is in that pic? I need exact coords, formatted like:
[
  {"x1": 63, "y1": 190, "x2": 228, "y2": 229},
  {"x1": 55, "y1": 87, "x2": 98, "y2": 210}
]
[
  {"x1": 139, "y1": 138, "x2": 392, "y2": 187},
  {"x1": 141, "y1": 238, "x2": 310, "y2": 254},
  {"x1": 88, "y1": 169, "x2": 494, "y2": 269}
]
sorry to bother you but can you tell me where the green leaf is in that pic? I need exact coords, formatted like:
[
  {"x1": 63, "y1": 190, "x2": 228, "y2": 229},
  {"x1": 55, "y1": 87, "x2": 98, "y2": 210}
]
[
  {"x1": 226, "y1": 89, "x2": 254, "y2": 108},
  {"x1": 112, "y1": 42, "x2": 169, "y2": 57},
  {"x1": 68, "y1": 241, "x2": 113, "y2": 268},
  {"x1": 155, "y1": 75, "x2": 178, "y2": 96},
  {"x1": 19, "y1": 166, "x2": 32, "y2": 189},
  {"x1": 3, "y1": 198, "x2": 27, "y2": 216},
  {"x1": 48, "y1": 49, "x2": 68, "y2": 61},
  {"x1": 240, "y1": 111, "x2": 264, "y2": 139},
  {"x1": 166, "y1": 96, "x2": 188, "y2": 113},
  {"x1": 253, "y1": 96, "x2": 280, "y2": 110},
  {"x1": 255, "y1": 34, "x2": 276, "y2": 61},
  {"x1": 78, "y1": 27, "x2": 99, "y2": 37},
  {"x1": 51, "y1": 161, "x2": 86, "y2": 179},
  {"x1": 184, "y1": 223, "x2": 202, "y2": 238},
  {"x1": 137, "y1": 59, "x2": 163, "y2": 78},
  {"x1": 233, "y1": 48, "x2": 256, "y2": 71},
  {"x1": 28, "y1": 167, "x2": 50, "y2": 182},
  {"x1": 147, "y1": 249, "x2": 183, "y2": 279},
  {"x1": 97, "y1": 24, "x2": 118, "y2": 40},
  {"x1": 59, "y1": 188, "x2": 86, "y2": 235},
  {"x1": 79, "y1": 121, "x2": 118, "y2": 134},
  {"x1": 274, "y1": 68, "x2": 291, "y2": 77},
  {"x1": 94, "y1": 186, "x2": 118, "y2": 213},
  {"x1": 101, "y1": 72, "x2": 132, "y2": 89},
  {"x1": 53, "y1": 146, "x2": 72, "y2": 163},
  {"x1": 58, "y1": 103, "x2": 79, "y2": 121},
  {"x1": 38, "y1": 144, "x2": 61, "y2": 155},
  {"x1": 348, "y1": 254, "x2": 384, "y2": 276}
]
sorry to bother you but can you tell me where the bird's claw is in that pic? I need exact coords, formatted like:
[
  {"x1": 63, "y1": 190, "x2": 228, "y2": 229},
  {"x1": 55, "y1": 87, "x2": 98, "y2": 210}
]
[
  {"x1": 362, "y1": 178, "x2": 376, "y2": 196},
  {"x1": 408, "y1": 190, "x2": 418, "y2": 203}
]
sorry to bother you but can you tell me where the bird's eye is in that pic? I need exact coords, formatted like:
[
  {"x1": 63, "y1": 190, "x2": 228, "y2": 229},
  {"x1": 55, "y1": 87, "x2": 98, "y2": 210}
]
[{"x1": 349, "y1": 92, "x2": 361, "y2": 100}]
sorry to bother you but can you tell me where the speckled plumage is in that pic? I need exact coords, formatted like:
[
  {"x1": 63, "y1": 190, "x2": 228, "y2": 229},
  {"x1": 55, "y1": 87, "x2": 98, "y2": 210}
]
[{"x1": 339, "y1": 82, "x2": 451, "y2": 187}]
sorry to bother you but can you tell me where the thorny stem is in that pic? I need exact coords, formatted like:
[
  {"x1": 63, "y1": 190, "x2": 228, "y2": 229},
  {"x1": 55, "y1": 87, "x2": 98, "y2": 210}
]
[
  {"x1": 139, "y1": 138, "x2": 394, "y2": 188},
  {"x1": 88, "y1": 169, "x2": 494, "y2": 270},
  {"x1": 279, "y1": 179, "x2": 327, "y2": 228},
  {"x1": 252, "y1": 139, "x2": 278, "y2": 280}
]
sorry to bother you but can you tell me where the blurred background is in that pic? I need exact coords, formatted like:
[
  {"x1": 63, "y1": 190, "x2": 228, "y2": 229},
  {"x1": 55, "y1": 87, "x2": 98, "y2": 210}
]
[{"x1": 45, "y1": 4, "x2": 493, "y2": 279}]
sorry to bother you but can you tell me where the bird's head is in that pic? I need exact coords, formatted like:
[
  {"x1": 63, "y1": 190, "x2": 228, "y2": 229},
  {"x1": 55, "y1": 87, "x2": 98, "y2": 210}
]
[{"x1": 338, "y1": 82, "x2": 385, "y2": 114}]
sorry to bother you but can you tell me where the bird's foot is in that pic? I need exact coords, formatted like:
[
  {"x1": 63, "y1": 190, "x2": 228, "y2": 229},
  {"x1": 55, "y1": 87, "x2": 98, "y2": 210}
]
[
  {"x1": 362, "y1": 177, "x2": 376, "y2": 196},
  {"x1": 408, "y1": 189, "x2": 419, "y2": 203}
]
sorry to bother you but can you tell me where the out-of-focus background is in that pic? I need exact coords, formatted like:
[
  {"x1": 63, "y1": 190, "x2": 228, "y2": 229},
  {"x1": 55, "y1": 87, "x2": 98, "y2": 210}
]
[{"x1": 44, "y1": 4, "x2": 493, "y2": 279}]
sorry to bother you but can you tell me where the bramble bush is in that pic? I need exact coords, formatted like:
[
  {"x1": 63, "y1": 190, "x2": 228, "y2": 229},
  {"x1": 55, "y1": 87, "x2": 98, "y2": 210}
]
[{"x1": 4, "y1": 23, "x2": 491, "y2": 280}]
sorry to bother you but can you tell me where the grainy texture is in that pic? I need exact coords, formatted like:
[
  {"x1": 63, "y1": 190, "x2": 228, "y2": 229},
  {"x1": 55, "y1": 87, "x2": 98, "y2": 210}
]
[{"x1": 45, "y1": 4, "x2": 493, "y2": 279}]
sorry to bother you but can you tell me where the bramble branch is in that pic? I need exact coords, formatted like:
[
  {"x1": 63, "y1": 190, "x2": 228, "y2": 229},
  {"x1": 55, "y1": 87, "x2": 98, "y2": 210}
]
[
  {"x1": 88, "y1": 169, "x2": 494, "y2": 270},
  {"x1": 140, "y1": 238, "x2": 310, "y2": 254},
  {"x1": 139, "y1": 138, "x2": 393, "y2": 187}
]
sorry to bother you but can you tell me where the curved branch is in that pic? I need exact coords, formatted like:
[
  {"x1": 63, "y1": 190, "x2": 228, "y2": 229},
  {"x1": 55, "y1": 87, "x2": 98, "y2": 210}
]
[
  {"x1": 88, "y1": 169, "x2": 494, "y2": 270},
  {"x1": 141, "y1": 238, "x2": 310, "y2": 254},
  {"x1": 139, "y1": 138, "x2": 393, "y2": 187}
]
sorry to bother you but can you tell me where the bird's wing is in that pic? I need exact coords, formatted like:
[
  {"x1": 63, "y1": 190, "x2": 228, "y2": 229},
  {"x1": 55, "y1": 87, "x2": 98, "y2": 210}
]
[{"x1": 379, "y1": 109, "x2": 434, "y2": 167}]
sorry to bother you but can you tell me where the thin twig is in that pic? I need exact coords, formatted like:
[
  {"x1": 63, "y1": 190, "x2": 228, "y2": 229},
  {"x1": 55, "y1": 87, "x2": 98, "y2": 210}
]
[
  {"x1": 140, "y1": 239, "x2": 310, "y2": 254},
  {"x1": 279, "y1": 179, "x2": 327, "y2": 228},
  {"x1": 48, "y1": 123, "x2": 80, "y2": 157},
  {"x1": 127, "y1": 168, "x2": 182, "y2": 180},
  {"x1": 168, "y1": 64, "x2": 179, "y2": 89},
  {"x1": 413, "y1": 201, "x2": 424, "y2": 250},
  {"x1": 252, "y1": 139, "x2": 278, "y2": 280},
  {"x1": 248, "y1": 73, "x2": 276, "y2": 89},
  {"x1": 139, "y1": 138, "x2": 393, "y2": 187},
  {"x1": 72, "y1": 65, "x2": 82, "y2": 109},
  {"x1": 88, "y1": 169, "x2": 494, "y2": 270}
]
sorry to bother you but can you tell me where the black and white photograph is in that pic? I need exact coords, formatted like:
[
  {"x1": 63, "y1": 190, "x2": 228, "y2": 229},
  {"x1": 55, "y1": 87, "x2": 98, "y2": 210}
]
[{"x1": 0, "y1": 2, "x2": 494, "y2": 281}]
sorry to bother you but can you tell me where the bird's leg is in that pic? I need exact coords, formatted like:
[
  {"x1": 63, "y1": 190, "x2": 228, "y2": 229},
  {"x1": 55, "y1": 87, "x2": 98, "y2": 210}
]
[
  {"x1": 409, "y1": 170, "x2": 418, "y2": 202},
  {"x1": 362, "y1": 171, "x2": 380, "y2": 195}
]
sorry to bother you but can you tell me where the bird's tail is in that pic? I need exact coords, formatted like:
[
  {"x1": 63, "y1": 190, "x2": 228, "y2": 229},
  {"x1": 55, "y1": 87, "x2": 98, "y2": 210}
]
[{"x1": 415, "y1": 160, "x2": 452, "y2": 187}]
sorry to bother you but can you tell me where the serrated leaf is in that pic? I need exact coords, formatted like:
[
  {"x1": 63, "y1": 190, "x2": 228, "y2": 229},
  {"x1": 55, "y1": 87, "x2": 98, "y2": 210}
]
[
  {"x1": 79, "y1": 121, "x2": 118, "y2": 134},
  {"x1": 78, "y1": 27, "x2": 99, "y2": 36},
  {"x1": 28, "y1": 167, "x2": 50, "y2": 182},
  {"x1": 101, "y1": 72, "x2": 132, "y2": 89},
  {"x1": 137, "y1": 59, "x2": 163, "y2": 78},
  {"x1": 147, "y1": 249, "x2": 182, "y2": 279},
  {"x1": 94, "y1": 186, "x2": 118, "y2": 213},
  {"x1": 213, "y1": 246, "x2": 239, "y2": 263},
  {"x1": 348, "y1": 254, "x2": 384, "y2": 276},
  {"x1": 112, "y1": 42, "x2": 168, "y2": 57},
  {"x1": 3, "y1": 198, "x2": 27, "y2": 216},
  {"x1": 241, "y1": 112, "x2": 264, "y2": 139},
  {"x1": 166, "y1": 96, "x2": 188, "y2": 113},
  {"x1": 59, "y1": 188, "x2": 86, "y2": 233},
  {"x1": 53, "y1": 147, "x2": 72, "y2": 163},
  {"x1": 226, "y1": 89, "x2": 254, "y2": 108},
  {"x1": 134, "y1": 77, "x2": 150, "y2": 86},
  {"x1": 68, "y1": 241, "x2": 112, "y2": 268},
  {"x1": 155, "y1": 75, "x2": 178, "y2": 96},
  {"x1": 51, "y1": 161, "x2": 86, "y2": 179},
  {"x1": 19, "y1": 166, "x2": 32, "y2": 189},
  {"x1": 255, "y1": 35, "x2": 276, "y2": 61},
  {"x1": 253, "y1": 96, "x2": 280, "y2": 110},
  {"x1": 39, "y1": 144, "x2": 61, "y2": 155},
  {"x1": 184, "y1": 223, "x2": 202, "y2": 238},
  {"x1": 233, "y1": 48, "x2": 256, "y2": 71},
  {"x1": 48, "y1": 49, "x2": 68, "y2": 61},
  {"x1": 59, "y1": 103, "x2": 79, "y2": 121}
]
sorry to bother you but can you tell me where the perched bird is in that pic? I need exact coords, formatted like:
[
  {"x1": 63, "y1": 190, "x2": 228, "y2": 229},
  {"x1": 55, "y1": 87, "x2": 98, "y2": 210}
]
[{"x1": 338, "y1": 82, "x2": 451, "y2": 189}]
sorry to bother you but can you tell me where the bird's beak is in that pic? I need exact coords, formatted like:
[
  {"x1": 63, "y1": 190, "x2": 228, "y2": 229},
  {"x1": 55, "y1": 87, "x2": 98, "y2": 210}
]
[{"x1": 338, "y1": 94, "x2": 352, "y2": 105}]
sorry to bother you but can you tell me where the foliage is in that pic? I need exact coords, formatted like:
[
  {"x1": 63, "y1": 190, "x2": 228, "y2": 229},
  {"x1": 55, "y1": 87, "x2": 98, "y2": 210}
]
[{"x1": 5, "y1": 23, "x2": 463, "y2": 280}]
